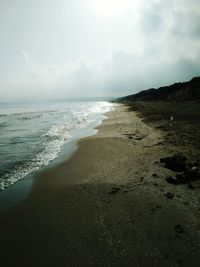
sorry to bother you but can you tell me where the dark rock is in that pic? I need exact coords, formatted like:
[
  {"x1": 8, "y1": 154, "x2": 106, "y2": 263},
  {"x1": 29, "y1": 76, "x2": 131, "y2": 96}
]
[
  {"x1": 165, "y1": 169, "x2": 200, "y2": 185},
  {"x1": 174, "y1": 224, "x2": 184, "y2": 234},
  {"x1": 190, "y1": 166, "x2": 199, "y2": 172},
  {"x1": 160, "y1": 154, "x2": 187, "y2": 172},
  {"x1": 165, "y1": 176, "x2": 179, "y2": 185},
  {"x1": 186, "y1": 169, "x2": 200, "y2": 180},
  {"x1": 175, "y1": 174, "x2": 187, "y2": 183},
  {"x1": 152, "y1": 173, "x2": 159, "y2": 178},
  {"x1": 164, "y1": 192, "x2": 174, "y2": 199},
  {"x1": 108, "y1": 187, "x2": 120, "y2": 194},
  {"x1": 187, "y1": 161, "x2": 200, "y2": 169},
  {"x1": 135, "y1": 136, "x2": 143, "y2": 140},
  {"x1": 122, "y1": 190, "x2": 129, "y2": 193},
  {"x1": 188, "y1": 184, "x2": 194, "y2": 189},
  {"x1": 176, "y1": 170, "x2": 200, "y2": 183}
]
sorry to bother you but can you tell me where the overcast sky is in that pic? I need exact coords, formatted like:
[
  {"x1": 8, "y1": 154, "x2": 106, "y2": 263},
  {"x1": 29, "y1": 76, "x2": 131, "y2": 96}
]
[{"x1": 0, "y1": 0, "x2": 200, "y2": 101}]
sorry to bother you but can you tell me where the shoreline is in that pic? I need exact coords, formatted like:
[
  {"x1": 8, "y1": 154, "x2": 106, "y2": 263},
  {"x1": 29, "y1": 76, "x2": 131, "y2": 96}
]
[
  {"x1": 0, "y1": 107, "x2": 112, "y2": 213},
  {"x1": 0, "y1": 104, "x2": 200, "y2": 266}
]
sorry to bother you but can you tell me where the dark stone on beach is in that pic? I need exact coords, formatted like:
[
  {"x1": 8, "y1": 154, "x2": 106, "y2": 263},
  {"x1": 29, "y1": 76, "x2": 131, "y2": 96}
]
[
  {"x1": 187, "y1": 161, "x2": 200, "y2": 169},
  {"x1": 188, "y1": 184, "x2": 194, "y2": 189},
  {"x1": 122, "y1": 190, "x2": 129, "y2": 193},
  {"x1": 174, "y1": 224, "x2": 184, "y2": 234},
  {"x1": 160, "y1": 154, "x2": 187, "y2": 172},
  {"x1": 164, "y1": 192, "x2": 174, "y2": 199},
  {"x1": 175, "y1": 174, "x2": 185, "y2": 183},
  {"x1": 186, "y1": 169, "x2": 200, "y2": 180},
  {"x1": 176, "y1": 170, "x2": 200, "y2": 184},
  {"x1": 165, "y1": 176, "x2": 179, "y2": 185},
  {"x1": 164, "y1": 254, "x2": 169, "y2": 259},
  {"x1": 135, "y1": 136, "x2": 143, "y2": 140},
  {"x1": 165, "y1": 169, "x2": 200, "y2": 185},
  {"x1": 152, "y1": 173, "x2": 159, "y2": 178},
  {"x1": 108, "y1": 187, "x2": 120, "y2": 194}
]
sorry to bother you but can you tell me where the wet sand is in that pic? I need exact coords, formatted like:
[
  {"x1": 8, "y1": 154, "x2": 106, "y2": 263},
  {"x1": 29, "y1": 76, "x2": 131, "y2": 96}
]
[{"x1": 0, "y1": 104, "x2": 200, "y2": 267}]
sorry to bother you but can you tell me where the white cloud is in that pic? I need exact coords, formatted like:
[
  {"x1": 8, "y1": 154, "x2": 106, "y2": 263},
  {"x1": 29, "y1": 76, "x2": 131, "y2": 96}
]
[
  {"x1": 21, "y1": 50, "x2": 30, "y2": 64},
  {"x1": 0, "y1": 0, "x2": 200, "y2": 101}
]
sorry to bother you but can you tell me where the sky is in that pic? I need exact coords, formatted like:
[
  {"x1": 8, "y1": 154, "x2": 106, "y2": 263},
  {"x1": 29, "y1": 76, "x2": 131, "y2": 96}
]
[{"x1": 0, "y1": 0, "x2": 200, "y2": 101}]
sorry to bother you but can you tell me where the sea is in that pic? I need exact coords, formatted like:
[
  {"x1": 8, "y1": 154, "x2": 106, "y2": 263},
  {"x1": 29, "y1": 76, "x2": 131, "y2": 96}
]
[{"x1": 0, "y1": 101, "x2": 114, "y2": 193}]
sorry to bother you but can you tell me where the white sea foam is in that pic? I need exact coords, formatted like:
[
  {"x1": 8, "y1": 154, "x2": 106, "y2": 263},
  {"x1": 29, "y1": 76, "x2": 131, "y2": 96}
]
[
  {"x1": 44, "y1": 125, "x2": 71, "y2": 140},
  {"x1": 0, "y1": 101, "x2": 114, "y2": 190}
]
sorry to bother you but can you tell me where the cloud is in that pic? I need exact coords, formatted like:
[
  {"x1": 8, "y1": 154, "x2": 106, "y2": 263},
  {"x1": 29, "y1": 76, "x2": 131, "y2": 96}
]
[
  {"x1": 21, "y1": 50, "x2": 30, "y2": 64},
  {"x1": 1, "y1": 44, "x2": 200, "y2": 101},
  {"x1": 137, "y1": 0, "x2": 200, "y2": 62},
  {"x1": 0, "y1": 0, "x2": 200, "y2": 101}
]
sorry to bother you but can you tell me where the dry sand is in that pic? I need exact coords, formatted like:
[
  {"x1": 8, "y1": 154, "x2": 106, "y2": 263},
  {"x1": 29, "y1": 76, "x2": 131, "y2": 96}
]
[{"x1": 0, "y1": 104, "x2": 200, "y2": 267}]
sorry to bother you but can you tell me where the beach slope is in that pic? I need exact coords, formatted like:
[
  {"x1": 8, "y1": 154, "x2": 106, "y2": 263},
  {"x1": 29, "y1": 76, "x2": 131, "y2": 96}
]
[{"x1": 0, "y1": 104, "x2": 200, "y2": 267}]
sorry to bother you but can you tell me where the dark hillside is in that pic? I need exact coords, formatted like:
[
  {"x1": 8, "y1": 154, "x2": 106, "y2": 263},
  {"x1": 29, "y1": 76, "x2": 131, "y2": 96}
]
[{"x1": 117, "y1": 77, "x2": 200, "y2": 102}]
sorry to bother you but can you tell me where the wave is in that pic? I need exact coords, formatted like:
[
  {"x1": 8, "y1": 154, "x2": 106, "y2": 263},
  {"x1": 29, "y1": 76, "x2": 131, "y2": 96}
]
[
  {"x1": 0, "y1": 124, "x2": 71, "y2": 190},
  {"x1": 44, "y1": 124, "x2": 71, "y2": 140},
  {"x1": 0, "y1": 108, "x2": 67, "y2": 121},
  {"x1": 0, "y1": 122, "x2": 7, "y2": 127},
  {"x1": 0, "y1": 102, "x2": 114, "y2": 190}
]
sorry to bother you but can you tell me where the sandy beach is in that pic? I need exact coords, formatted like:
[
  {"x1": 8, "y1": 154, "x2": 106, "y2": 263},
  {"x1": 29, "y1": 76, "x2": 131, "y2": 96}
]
[{"x1": 0, "y1": 104, "x2": 200, "y2": 267}]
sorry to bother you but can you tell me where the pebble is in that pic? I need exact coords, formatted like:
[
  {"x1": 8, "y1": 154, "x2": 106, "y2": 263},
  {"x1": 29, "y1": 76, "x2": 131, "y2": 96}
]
[
  {"x1": 152, "y1": 173, "x2": 159, "y2": 178},
  {"x1": 164, "y1": 192, "x2": 174, "y2": 199},
  {"x1": 108, "y1": 187, "x2": 120, "y2": 194},
  {"x1": 174, "y1": 224, "x2": 184, "y2": 234}
]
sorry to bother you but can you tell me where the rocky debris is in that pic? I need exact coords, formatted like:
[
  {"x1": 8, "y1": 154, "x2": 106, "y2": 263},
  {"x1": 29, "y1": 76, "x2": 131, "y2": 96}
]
[
  {"x1": 164, "y1": 192, "x2": 174, "y2": 199},
  {"x1": 165, "y1": 170, "x2": 200, "y2": 185},
  {"x1": 108, "y1": 187, "x2": 120, "y2": 194},
  {"x1": 174, "y1": 224, "x2": 184, "y2": 234},
  {"x1": 161, "y1": 155, "x2": 200, "y2": 186},
  {"x1": 187, "y1": 161, "x2": 200, "y2": 169},
  {"x1": 160, "y1": 154, "x2": 187, "y2": 172},
  {"x1": 176, "y1": 170, "x2": 200, "y2": 183}
]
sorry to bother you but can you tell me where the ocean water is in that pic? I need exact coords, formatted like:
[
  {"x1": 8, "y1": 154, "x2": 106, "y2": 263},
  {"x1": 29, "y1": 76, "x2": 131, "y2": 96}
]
[{"x1": 0, "y1": 101, "x2": 113, "y2": 190}]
